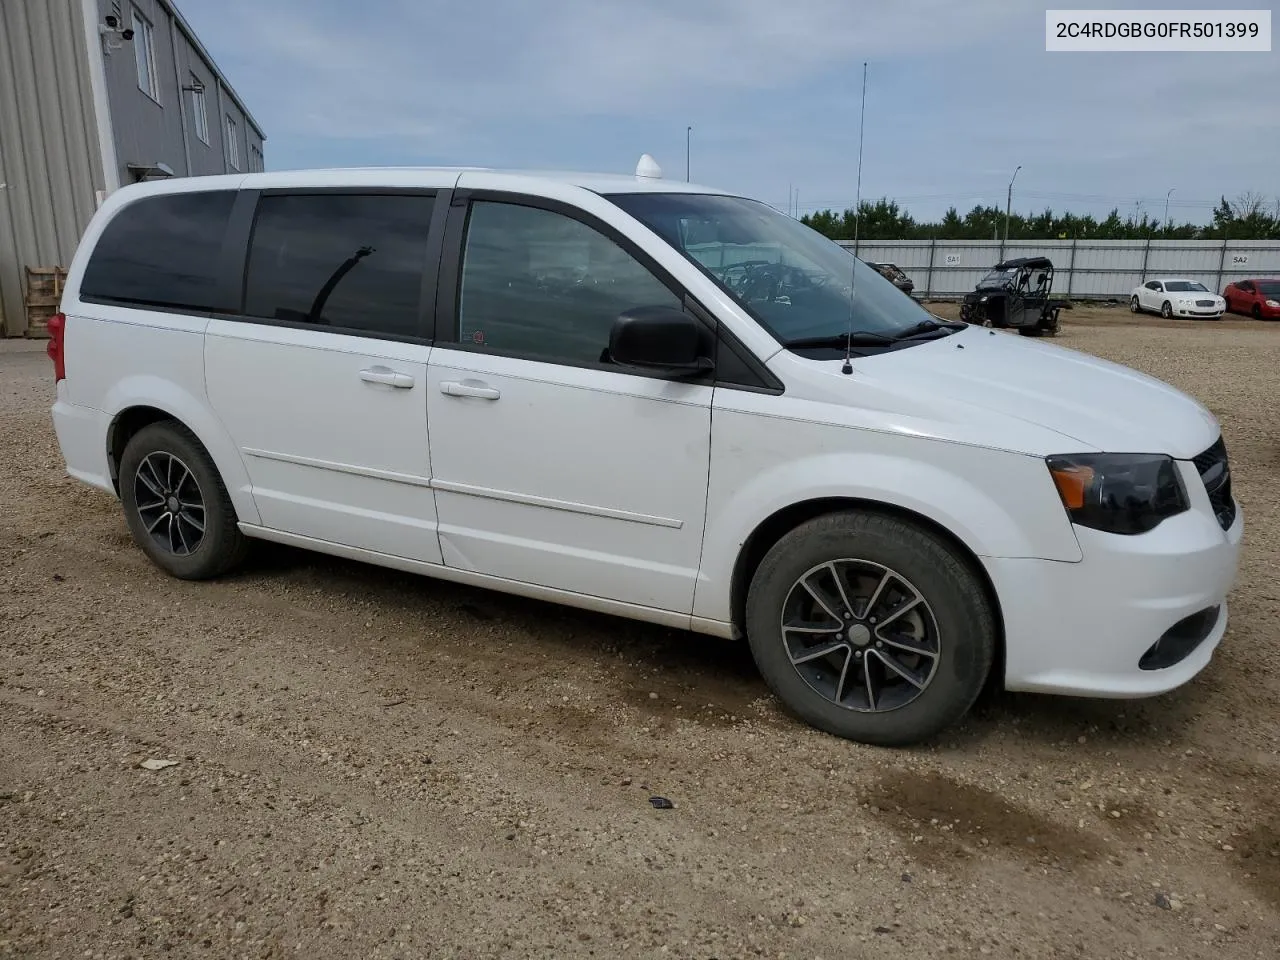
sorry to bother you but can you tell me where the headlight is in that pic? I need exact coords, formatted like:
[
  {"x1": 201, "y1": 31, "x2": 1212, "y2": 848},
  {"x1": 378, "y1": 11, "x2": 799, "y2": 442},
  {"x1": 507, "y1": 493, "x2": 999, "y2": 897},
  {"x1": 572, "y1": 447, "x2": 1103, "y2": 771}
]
[
  {"x1": 1046, "y1": 454, "x2": 1189, "y2": 535},
  {"x1": 1267, "y1": 299, "x2": 1280, "y2": 308}
]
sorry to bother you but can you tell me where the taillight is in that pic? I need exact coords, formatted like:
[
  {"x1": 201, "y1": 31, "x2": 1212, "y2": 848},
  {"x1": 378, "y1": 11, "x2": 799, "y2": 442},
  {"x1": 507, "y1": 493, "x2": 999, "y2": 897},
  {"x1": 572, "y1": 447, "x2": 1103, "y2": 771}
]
[{"x1": 47, "y1": 312, "x2": 66, "y2": 382}]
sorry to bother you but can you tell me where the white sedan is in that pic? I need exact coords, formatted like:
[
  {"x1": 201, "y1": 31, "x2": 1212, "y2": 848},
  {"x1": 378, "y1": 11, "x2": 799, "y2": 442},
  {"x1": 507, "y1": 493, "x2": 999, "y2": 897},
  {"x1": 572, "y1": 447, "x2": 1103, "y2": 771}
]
[{"x1": 1131, "y1": 278, "x2": 1226, "y2": 319}]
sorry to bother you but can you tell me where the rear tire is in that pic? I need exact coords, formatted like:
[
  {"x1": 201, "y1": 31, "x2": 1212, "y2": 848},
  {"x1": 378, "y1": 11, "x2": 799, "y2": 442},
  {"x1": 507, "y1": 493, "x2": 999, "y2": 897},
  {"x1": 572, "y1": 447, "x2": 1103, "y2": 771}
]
[
  {"x1": 1130, "y1": 295, "x2": 1141, "y2": 314},
  {"x1": 119, "y1": 421, "x2": 249, "y2": 580},
  {"x1": 744, "y1": 511, "x2": 995, "y2": 747}
]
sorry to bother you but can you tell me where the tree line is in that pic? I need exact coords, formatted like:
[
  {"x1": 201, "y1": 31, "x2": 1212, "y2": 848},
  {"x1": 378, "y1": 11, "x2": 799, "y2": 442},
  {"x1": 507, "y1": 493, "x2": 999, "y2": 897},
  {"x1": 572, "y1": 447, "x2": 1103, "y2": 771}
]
[{"x1": 800, "y1": 193, "x2": 1280, "y2": 241}]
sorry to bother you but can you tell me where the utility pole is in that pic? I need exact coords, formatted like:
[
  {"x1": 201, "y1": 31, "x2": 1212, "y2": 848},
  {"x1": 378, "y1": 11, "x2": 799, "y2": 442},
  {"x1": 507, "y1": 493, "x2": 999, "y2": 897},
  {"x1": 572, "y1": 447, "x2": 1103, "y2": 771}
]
[
  {"x1": 1163, "y1": 188, "x2": 1174, "y2": 233},
  {"x1": 1004, "y1": 164, "x2": 1022, "y2": 245},
  {"x1": 685, "y1": 126, "x2": 691, "y2": 182}
]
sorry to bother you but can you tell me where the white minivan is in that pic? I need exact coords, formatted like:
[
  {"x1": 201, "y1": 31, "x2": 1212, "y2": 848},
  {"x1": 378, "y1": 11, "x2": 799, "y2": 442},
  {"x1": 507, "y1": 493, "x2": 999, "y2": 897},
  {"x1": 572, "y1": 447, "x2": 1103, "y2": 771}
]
[{"x1": 48, "y1": 159, "x2": 1242, "y2": 746}]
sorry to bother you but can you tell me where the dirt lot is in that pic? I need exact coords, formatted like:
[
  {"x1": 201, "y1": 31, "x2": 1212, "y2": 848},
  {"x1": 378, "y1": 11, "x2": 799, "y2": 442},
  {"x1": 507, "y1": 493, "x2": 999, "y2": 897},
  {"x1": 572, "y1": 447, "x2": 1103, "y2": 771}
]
[{"x1": 3, "y1": 306, "x2": 1279, "y2": 960}]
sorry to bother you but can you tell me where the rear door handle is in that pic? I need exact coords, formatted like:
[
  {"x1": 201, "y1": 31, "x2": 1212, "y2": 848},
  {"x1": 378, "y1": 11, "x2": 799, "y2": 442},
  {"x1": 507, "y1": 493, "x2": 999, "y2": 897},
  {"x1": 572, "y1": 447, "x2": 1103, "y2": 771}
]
[
  {"x1": 360, "y1": 366, "x2": 415, "y2": 389},
  {"x1": 440, "y1": 380, "x2": 501, "y2": 401}
]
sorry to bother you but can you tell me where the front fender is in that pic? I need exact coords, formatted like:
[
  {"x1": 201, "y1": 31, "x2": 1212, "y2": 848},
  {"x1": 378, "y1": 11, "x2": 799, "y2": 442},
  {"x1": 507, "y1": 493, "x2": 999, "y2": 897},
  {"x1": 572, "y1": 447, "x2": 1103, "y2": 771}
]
[
  {"x1": 691, "y1": 444, "x2": 1081, "y2": 624},
  {"x1": 103, "y1": 374, "x2": 261, "y2": 526}
]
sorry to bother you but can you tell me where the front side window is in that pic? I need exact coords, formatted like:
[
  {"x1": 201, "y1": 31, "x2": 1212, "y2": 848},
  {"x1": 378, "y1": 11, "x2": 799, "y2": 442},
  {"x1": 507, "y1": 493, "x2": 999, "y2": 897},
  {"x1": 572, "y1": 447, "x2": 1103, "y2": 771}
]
[
  {"x1": 132, "y1": 8, "x2": 159, "y2": 101},
  {"x1": 189, "y1": 75, "x2": 209, "y2": 142},
  {"x1": 244, "y1": 193, "x2": 435, "y2": 338},
  {"x1": 607, "y1": 192, "x2": 941, "y2": 352},
  {"x1": 80, "y1": 190, "x2": 236, "y2": 310},
  {"x1": 457, "y1": 201, "x2": 681, "y2": 366}
]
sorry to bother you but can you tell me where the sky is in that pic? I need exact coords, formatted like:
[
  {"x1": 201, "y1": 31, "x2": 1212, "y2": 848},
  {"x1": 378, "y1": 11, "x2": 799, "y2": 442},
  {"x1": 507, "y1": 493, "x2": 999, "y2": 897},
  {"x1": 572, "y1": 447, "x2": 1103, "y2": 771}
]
[{"x1": 178, "y1": 0, "x2": 1278, "y2": 225}]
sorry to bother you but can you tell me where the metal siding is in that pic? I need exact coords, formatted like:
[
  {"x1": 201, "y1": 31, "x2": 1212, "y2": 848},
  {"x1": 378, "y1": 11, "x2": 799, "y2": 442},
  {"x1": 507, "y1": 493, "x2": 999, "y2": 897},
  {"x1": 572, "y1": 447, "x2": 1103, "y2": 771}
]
[
  {"x1": 173, "y1": 35, "x2": 224, "y2": 175},
  {"x1": 838, "y1": 238, "x2": 1280, "y2": 299},
  {"x1": 0, "y1": 0, "x2": 103, "y2": 335},
  {"x1": 101, "y1": 0, "x2": 188, "y2": 182}
]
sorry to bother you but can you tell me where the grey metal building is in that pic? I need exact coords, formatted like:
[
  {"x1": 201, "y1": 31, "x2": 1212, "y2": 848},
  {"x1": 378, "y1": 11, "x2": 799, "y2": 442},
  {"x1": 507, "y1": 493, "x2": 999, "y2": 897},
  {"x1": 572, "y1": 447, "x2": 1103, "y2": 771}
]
[{"x1": 0, "y1": 0, "x2": 265, "y2": 336}]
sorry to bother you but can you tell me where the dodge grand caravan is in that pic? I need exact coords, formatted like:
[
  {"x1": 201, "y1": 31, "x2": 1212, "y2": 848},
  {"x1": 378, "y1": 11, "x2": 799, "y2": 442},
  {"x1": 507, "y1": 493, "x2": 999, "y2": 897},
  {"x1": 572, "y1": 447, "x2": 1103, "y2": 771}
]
[{"x1": 47, "y1": 158, "x2": 1243, "y2": 746}]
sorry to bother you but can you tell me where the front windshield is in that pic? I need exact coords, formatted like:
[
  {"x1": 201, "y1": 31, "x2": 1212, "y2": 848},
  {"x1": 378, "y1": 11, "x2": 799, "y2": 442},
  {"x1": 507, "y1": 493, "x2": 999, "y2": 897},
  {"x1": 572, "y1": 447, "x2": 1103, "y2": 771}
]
[
  {"x1": 606, "y1": 192, "x2": 937, "y2": 344},
  {"x1": 1258, "y1": 281, "x2": 1280, "y2": 296},
  {"x1": 979, "y1": 267, "x2": 1018, "y2": 286},
  {"x1": 1165, "y1": 281, "x2": 1209, "y2": 292}
]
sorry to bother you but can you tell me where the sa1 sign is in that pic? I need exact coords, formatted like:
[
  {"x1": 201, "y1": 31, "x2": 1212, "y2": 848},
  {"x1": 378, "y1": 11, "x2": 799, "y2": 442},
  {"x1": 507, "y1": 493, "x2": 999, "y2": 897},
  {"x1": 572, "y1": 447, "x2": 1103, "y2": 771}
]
[{"x1": 944, "y1": 254, "x2": 962, "y2": 265}]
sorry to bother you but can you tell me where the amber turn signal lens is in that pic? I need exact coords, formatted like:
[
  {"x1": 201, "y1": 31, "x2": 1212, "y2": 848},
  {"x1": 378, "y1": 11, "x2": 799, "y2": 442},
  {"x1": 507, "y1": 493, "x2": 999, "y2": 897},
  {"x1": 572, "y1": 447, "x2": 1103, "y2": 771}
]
[{"x1": 1048, "y1": 463, "x2": 1095, "y2": 510}]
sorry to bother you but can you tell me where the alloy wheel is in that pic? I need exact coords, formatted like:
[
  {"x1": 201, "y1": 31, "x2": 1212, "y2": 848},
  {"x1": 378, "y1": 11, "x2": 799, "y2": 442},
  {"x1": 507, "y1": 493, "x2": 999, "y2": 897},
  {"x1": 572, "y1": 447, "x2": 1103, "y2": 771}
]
[
  {"x1": 779, "y1": 559, "x2": 940, "y2": 713},
  {"x1": 133, "y1": 451, "x2": 207, "y2": 557}
]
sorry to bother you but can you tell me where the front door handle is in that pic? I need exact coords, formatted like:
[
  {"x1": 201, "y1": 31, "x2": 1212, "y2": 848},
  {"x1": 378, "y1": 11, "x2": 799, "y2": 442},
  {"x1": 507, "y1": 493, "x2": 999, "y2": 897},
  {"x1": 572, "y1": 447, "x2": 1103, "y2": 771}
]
[
  {"x1": 440, "y1": 380, "x2": 501, "y2": 400},
  {"x1": 360, "y1": 366, "x2": 415, "y2": 389}
]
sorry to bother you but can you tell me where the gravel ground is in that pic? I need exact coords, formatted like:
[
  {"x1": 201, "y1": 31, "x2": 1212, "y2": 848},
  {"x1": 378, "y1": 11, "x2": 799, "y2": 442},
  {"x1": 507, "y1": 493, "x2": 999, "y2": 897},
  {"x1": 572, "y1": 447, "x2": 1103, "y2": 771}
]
[{"x1": 3, "y1": 308, "x2": 1279, "y2": 959}]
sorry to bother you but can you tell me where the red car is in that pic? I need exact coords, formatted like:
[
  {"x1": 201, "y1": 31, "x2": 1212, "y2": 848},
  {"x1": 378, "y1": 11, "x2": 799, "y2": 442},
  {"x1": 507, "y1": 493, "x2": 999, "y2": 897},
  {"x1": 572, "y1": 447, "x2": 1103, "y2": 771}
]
[{"x1": 1222, "y1": 278, "x2": 1280, "y2": 320}]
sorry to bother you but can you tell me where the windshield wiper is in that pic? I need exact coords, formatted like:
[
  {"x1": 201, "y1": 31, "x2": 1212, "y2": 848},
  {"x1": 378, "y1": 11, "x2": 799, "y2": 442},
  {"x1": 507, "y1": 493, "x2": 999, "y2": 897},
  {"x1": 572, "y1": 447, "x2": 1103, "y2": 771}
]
[
  {"x1": 892, "y1": 318, "x2": 964, "y2": 340},
  {"x1": 782, "y1": 331, "x2": 896, "y2": 349},
  {"x1": 783, "y1": 320, "x2": 963, "y2": 351}
]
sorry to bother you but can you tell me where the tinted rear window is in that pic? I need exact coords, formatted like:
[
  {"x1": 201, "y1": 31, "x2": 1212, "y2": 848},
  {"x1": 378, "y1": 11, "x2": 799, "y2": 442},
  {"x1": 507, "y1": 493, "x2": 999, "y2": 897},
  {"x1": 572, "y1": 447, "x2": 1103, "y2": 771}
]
[
  {"x1": 243, "y1": 193, "x2": 435, "y2": 338},
  {"x1": 81, "y1": 191, "x2": 236, "y2": 310}
]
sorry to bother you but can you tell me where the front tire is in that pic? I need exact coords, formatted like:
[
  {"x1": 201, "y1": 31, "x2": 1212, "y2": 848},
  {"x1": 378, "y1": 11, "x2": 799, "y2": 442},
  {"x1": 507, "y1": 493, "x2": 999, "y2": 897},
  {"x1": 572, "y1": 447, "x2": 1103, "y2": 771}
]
[
  {"x1": 1161, "y1": 300, "x2": 1173, "y2": 319},
  {"x1": 744, "y1": 511, "x2": 995, "y2": 747},
  {"x1": 1253, "y1": 304, "x2": 1263, "y2": 321},
  {"x1": 119, "y1": 421, "x2": 248, "y2": 580}
]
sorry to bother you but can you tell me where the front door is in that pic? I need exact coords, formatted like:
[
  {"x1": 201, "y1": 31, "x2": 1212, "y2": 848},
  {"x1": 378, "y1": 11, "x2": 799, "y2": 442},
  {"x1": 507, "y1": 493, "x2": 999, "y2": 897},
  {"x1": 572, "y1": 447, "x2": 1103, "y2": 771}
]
[
  {"x1": 425, "y1": 195, "x2": 713, "y2": 613},
  {"x1": 205, "y1": 190, "x2": 445, "y2": 563}
]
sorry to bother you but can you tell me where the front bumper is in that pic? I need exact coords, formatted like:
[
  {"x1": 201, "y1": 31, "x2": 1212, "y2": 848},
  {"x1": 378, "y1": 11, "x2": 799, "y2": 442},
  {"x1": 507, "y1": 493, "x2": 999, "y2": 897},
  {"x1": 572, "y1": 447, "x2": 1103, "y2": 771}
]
[
  {"x1": 987, "y1": 462, "x2": 1242, "y2": 698},
  {"x1": 1177, "y1": 307, "x2": 1223, "y2": 318}
]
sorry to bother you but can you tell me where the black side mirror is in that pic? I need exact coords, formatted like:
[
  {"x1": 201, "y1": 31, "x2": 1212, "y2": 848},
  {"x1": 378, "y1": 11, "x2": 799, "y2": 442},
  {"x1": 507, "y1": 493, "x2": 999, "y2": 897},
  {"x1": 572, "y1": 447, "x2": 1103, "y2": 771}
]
[{"x1": 608, "y1": 306, "x2": 713, "y2": 376}]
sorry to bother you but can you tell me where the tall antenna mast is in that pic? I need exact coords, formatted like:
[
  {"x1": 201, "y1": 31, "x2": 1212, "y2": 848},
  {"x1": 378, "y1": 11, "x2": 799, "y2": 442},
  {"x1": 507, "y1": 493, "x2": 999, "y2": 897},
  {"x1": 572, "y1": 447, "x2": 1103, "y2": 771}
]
[{"x1": 842, "y1": 60, "x2": 869, "y2": 376}]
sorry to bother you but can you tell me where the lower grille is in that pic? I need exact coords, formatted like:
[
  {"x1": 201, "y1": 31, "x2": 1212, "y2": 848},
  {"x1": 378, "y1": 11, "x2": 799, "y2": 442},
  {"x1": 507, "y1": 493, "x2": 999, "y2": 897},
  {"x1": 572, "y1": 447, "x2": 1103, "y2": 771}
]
[{"x1": 1193, "y1": 436, "x2": 1236, "y2": 531}]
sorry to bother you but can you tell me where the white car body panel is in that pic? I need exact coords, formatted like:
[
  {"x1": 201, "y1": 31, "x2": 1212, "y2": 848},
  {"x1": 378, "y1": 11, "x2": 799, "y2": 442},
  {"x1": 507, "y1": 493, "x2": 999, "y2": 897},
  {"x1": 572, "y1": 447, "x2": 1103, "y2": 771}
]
[
  {"x1": 204, "y1": 320, "x2": 441, "y2": 563},
  {"x1": 426, "y1": 346, "x2": 712, "y2": 612},
  {"x1": 46, "y1": 165, "x2": 1243, "y2": 703}
]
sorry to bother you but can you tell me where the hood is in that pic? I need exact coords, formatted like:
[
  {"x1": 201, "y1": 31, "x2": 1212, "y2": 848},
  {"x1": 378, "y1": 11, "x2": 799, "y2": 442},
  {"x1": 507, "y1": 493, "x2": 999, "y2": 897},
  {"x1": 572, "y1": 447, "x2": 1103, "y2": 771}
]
[
  {"x1": 838, "y1": 327, "x2": 1219, "y2": 459},
  {"x1": 1164, "y1": 290, "x2": 1223, "y2": 303}
]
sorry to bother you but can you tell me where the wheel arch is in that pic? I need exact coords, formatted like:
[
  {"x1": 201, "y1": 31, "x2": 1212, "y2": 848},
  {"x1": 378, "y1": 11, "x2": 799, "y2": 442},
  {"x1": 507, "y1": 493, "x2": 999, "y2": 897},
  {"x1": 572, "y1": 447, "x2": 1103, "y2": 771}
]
[
  {"x1": 103, "y1": 382, "x2": 260, "y2": 526},
  {"x1": 727, "y1": 497, "x2": 1006, "y2": 689}
]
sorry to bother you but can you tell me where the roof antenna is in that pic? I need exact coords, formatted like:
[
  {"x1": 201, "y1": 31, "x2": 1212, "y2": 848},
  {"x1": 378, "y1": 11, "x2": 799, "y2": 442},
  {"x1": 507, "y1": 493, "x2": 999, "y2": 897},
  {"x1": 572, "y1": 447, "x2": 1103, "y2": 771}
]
[{"x1": 842, "y1": 60, "x2": 868, "y2": 376}]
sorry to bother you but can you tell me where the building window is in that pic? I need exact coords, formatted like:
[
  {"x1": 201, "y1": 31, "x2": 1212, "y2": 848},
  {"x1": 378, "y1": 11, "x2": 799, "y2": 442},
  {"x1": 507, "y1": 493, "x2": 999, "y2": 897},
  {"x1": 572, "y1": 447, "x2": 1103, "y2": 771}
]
[
  {"x1": 225, "y1": 116, "x2": 240, "y2": 170},
  {"x1": 189, "y1": 75, "x2": 209, "y2": 143},
  {"x1": 249, "y1": 144, "x2": 264, "y2": 172},
  {"x1": 131, "y1": 7, "x2": 160, "y2": 102}
]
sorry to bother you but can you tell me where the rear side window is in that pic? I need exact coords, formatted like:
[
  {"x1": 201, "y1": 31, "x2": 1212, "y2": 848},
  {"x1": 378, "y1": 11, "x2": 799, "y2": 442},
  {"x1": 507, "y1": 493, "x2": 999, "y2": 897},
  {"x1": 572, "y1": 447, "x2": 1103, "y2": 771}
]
[
  {"x1": 80, "y1": 191, "x2": 236, "y2": 310},
  {"x1": 244, "y1": 193, "x2": 435, "y2": 338}
]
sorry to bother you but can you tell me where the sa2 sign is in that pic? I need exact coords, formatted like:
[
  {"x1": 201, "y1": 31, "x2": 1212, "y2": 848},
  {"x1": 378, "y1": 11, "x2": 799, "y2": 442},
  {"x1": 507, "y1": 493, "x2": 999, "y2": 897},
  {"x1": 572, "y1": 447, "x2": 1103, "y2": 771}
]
[{"x1": 1231, "y1": 254, "x2": 1249, "y2": 266}]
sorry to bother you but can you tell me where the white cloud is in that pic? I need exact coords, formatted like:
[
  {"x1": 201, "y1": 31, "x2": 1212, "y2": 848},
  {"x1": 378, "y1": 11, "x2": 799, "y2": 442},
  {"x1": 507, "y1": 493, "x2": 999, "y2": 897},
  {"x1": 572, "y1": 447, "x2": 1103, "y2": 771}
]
[{"x1": 190, "y1": 0, "x2": 1017, "y2": 143}]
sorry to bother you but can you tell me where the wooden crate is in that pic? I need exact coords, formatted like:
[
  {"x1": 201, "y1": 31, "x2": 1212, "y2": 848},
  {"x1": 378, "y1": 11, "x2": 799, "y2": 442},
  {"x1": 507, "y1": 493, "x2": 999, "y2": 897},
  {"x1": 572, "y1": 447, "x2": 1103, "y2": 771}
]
[{"x1": 24, "y1": 266, "x2": 67, "y2": 338}]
